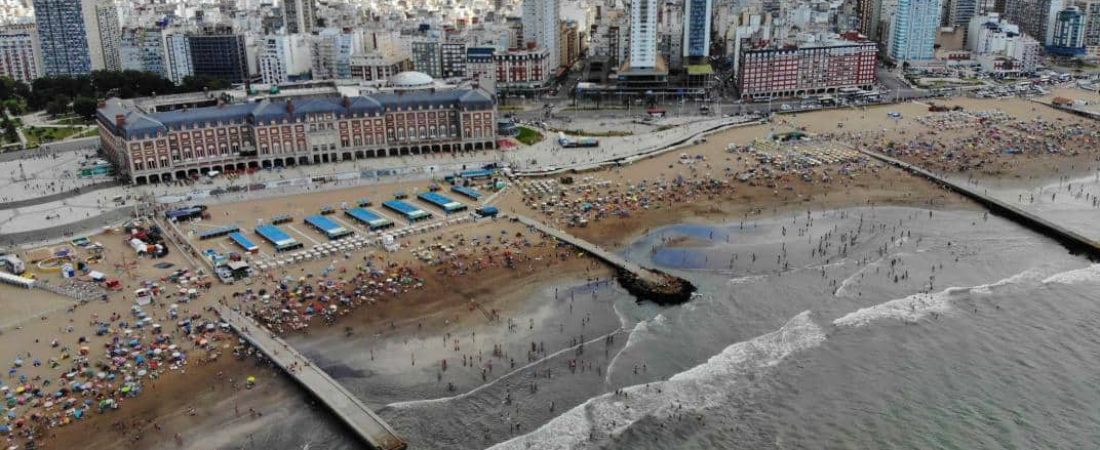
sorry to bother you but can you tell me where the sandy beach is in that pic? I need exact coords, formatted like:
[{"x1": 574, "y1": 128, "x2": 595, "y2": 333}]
[{"x1": 5, "y1": 92, "x2": 1100, "y2": 449}]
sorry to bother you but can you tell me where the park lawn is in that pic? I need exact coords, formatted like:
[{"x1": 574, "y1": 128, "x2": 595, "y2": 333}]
[
  {"x1": 23, "y1": 126, "x2": 87, "y2": 148},
  {"x1": 516, "y1": 126, "x2": 544, "y2": 145},
  {"x1": 55, "y1": 116, "x2": 94, "y2": 126}
]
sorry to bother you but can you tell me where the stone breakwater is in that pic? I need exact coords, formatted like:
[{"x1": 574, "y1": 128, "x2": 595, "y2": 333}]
[{"x1": 614, "y1": 267, "x2": 697, "y2": 305}]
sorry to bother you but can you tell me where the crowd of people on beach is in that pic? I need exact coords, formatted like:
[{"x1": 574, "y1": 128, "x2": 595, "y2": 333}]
[
  {"x1": 225, "y1": 227, "x2": 592, "y2": 335},
  {"x1": 8, "y1": 101, "x2": 1100, "y2": 449},
  {"x1": 2, "y1": 281, "x2": 238, "y2": 447},
  {"x1": 829, "y1": 111, "x2": 1100, "y2": 175}
]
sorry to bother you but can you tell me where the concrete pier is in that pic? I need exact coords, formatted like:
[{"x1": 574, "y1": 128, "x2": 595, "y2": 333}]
[
  {"x1": 513, "y1": 214, "x2": 696, "y2": 304},
  {"x1": 214, "y1": 304, "x2": 408, "y2": 450},
  {"x1": 859, "y1": 149, "x2": 1100, "y2": 259}
]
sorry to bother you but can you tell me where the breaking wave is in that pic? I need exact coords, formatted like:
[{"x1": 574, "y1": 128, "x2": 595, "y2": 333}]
[
  {"x1": 1042, "y1": 264, "x2": 1100, "y2": 285},
  {"x1": 833, "y1": 269, "x2": 1042, "y2": 327},
  {"x1": 488, "y1": 311, "x2": 825, "y2": 450}
]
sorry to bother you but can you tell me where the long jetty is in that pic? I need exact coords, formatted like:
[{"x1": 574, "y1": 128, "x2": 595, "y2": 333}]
[
  {"x1": 513, "y1": 214, "x2": 696, "y2": 304},
  {"x1": 213, "y1": 304, "x2": 408, "y2": 450},
  {"x1": 859, "y1": 149, "x2": 1100, "y2": 259}
]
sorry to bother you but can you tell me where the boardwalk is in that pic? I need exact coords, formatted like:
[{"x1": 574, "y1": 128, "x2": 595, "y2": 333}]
[
  {"x1": 213, "y1": 304, "x2": 408, "y2": 450},
  {"x1": 513, "y1": 214, "x2": 664, "y2": 284},
  {"x1": 859, "y1": 149, "x2": 1100, "y2": 259}
]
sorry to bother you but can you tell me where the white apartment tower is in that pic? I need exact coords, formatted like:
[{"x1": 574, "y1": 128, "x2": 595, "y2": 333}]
[
  {"x1": 163, "y1": 33, "x2": 193, "y2": 85},
  {"x1": 118, "y1": 28, "x2": 194, "y2": 85},
  {"x1": 259, "y1": 34, "x2": 310, "y2": 84},
  {"x1": 630, "y1": 0, "x2": 659, "y2": 68},
  {"x1": 522, "y1": 0, "x2": 562, "y2": 69},
  {"x1": 94, "y1": 1, "x2": 121, "y2": 71},
  {"x1": 0, "y1": 24, "x2": 42, "y2": 83}
]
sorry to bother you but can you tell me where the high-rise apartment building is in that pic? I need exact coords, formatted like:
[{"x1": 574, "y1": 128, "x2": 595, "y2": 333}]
[
  {"x1": 258, "y1": 34, "x2": 310, "y2": 84},
  {"x1": 967, "y1": 13, "x2": 1042, "y2": 72},
  {"x1": 1077, "y1": 0, "x2": 1100, "y2": 55},
  {"x1": 0, "y1": 24, "x2": 42, "y2": 83},
  {"x1": 522, "y1": 0, "x2": 562, "y2": 69},
  {"x1": 1004, "y1": 0, "x2": 1064, "y2": 44},
  {"x1": 947, "y1": 0, "x2": 980, "y2": 29},
  {"x1": 683, "y1": 0, "x2": 712, "y2": 59},
  {"x1": 164, "y1": 33, "x2": 193, "y2": 85},
  {"x1": 188, "y1": 27, "x2": 249, "y2": 83},
  {"x1": 441, "y1": 42, "x2": 467, "y2": 78},
  {"x1": 120, "y1": 28, "x2": 168, "y2": 78},
  {"x1": 95, "y1": 1, "x2": 121, "y2": 71},
  {"x1": 33, "y1": 0, "x2": 92, "y2": 76},
  {"x1": 311, "y1": 28, "x2": 360, "y2": 80},
  {"x1": 412, "y1": 40, "x2": 443, "y2": 78},
  {"x1": 283, "y1": 0, "x2": 317, "y2": 34},
  {"x1": 1049, "y1": 6, "x2": 1088, "y2": 53},
  {"x1": 33, "y1": 0, "x2": 121, "y2": 76},
  {"x1": 889, "y1": 0, "x2": 943, "y2": 61},
  {"x1": 630, "y1": 0, "x2": 658, "y2": 68}
]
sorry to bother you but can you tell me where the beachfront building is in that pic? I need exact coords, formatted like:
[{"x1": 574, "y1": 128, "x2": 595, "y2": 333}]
[
  {"x1": 967, "y1": 13, "x2": 1043, "y2": 73},
  {"x1": 521, "y1": 0, "x2": 561, "y2": 69},
  {"x1": 683, "y1": 0, "x2": 712, "y2": 60},
  {"x1": 494, "y1": 48, "x2": 551, "y2": 92},
  {"x1": 620, "y1": 0, "x2": 669, "y2": 89},
  {"x1": 1048, "y1": 6, "x2": 1088, "y2": 55},
  {"x1": 888, "y1": 0, "x2": 943, "y2": 62},
  {"x1": 629, "y1": 0, "x2": 659, "y2": 69},
  {"x1": 95, "y1": 73, "x2": 497, "y2": 185},
  {"x1": 1078, "y1": 0, "x2": 1100, "y2": 58},
  {"x1": 1003, "y1": 0, "x2": 1065, "y2": 45},
  {"x1": 0, "y1": 24, "x2": 42, "y2": 83},
  {"x1": 737, "y1": 33, "x2": 877, "y2": 100}
]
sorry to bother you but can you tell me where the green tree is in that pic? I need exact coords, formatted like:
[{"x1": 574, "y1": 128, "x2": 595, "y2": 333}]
[
  {"x1": 1, "y1": 115, "x2": 17, "y2": 143},
  {"x1": 73, "y1": 96, "x2": 98, "y2": 120},
  {"x1": 45, "y1": 96, "x2": 70, "y2": 117},
  {"x1": 3, "y1": 98, "x2": 26, "y2": 115},
  {"x1": 178, "y1": 75, "x2": 229, "y2": 93}
]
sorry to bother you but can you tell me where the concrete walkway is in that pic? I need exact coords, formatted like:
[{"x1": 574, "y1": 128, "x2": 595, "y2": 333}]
[
  {"x1": 858, "y1": 148, "x2": 1100, "y2": 258},
  {"x1": 513, "y1": 214, "x2": 663, "y2": 284},
  {"x1": 214, "y1": 304, "x2": 408, "y2": 450}
]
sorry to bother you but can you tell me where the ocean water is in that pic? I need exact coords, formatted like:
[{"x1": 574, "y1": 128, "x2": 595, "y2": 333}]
[{"x1": 227, "y1": 206, "x2": 1100, "y2": 450}]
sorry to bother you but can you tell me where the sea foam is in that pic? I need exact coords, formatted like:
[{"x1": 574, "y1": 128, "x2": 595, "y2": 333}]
[
  {"x1": 1042, "y1": 264, "x2": 1100, "y2": 285},
  {"x1": 488, "y1": 311, "x2": 826, "y2": 450},
  {"x1": 833, "y1": 269, "x2": 1041, "y2": 327}
]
